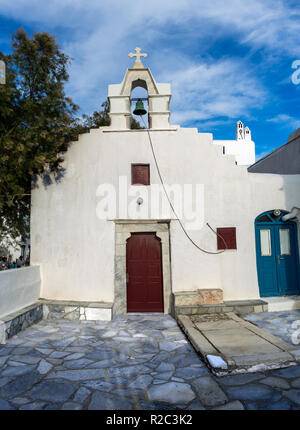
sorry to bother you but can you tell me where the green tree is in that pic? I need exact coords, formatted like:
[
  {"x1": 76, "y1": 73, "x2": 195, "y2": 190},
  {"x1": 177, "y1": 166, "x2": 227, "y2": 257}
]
[
  {"x1": 130, "y1": 116, "x2": 144, "y2": 130},
  {"x1": 0, "y1": 29, "x2": 79, "y2": 244},
  {"x1": 79, "y1": 100, "x2": 111, "y2": 130},
  {"x1": 0, "y1": 29, "x2": 145, "y2": 246},
  {"x1": 79, "y1": 100, "x2": 144, "y2": 131}
]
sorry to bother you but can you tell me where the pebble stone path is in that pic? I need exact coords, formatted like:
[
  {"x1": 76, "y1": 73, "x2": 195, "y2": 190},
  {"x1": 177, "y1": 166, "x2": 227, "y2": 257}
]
[{"x1": 0, "y1": 313, "x2": 300, "y2": 410}]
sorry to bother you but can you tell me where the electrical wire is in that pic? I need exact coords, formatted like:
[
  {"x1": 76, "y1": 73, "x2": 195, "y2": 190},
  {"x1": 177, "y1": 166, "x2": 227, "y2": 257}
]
[{"x1": 140, "y1": 115, "x2": 227, "y2": 254}]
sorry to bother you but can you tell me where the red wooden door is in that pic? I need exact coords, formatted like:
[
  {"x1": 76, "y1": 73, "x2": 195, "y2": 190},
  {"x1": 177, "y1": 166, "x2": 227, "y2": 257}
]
[{"x1": 126, "y1": 233, "x2": 164, "y2": 312}]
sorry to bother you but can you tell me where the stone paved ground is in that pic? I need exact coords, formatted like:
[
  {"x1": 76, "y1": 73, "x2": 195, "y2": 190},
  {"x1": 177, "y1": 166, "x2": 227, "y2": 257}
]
[
  {"x1": 245, "y1": 310, "x2": 300, "y2": 345},
  {"x1": 0, "y1": 313, "x2": 300, "y2": 410}
]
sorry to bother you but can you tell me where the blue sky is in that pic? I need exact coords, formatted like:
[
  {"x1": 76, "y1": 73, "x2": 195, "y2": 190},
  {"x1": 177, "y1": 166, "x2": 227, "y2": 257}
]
[{"x1": 0, "y1": 0, "x2": 299, "y2": 160}]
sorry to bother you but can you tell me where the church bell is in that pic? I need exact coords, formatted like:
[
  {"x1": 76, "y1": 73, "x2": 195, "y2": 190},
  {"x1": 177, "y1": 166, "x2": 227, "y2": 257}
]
[{"x1": 133, "y1": 99, "x2": 147, "y2": 116}]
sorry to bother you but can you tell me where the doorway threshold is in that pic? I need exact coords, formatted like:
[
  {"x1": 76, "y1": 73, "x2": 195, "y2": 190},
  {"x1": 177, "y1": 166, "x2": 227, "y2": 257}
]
[{"x1": 264, "y1": 296, "x2": 300, "y2": 312}]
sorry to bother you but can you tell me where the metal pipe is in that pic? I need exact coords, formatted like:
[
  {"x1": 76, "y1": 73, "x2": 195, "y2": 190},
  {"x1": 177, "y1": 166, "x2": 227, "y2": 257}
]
[{"x1": 282, "y1": 207, "x2": 300, "y2": 222}]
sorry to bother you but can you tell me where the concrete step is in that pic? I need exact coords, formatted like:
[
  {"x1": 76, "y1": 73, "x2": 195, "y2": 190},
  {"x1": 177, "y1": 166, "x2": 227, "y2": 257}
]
[
  {"x1": 264, "y1": 296, "x2": 300, "y2": 312},
  {"x1": 175, "y1": 299, "x2": 268, "y2": 317}
]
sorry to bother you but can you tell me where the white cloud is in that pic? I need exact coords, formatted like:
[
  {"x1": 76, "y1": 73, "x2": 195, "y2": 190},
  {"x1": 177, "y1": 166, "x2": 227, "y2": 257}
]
[
  {"x1": 0, "y1": 0, "x2": 298, "y2": 119},
  {"x1": 161, "y1": 58, "x2": 267, "y2": 125},
  {"x1": 267, "y1": 114, "x2": 300, "y2": 129},
  {"x1": 0, "y1": 0, "x2": 298, "y2": 54}
]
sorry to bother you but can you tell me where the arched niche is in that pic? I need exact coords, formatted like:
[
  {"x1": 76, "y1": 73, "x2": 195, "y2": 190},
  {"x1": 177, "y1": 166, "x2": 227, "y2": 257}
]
[
  {"x1": 131, "y1": 78, "x2": 147, "y2": 92},
  {"x1": 130, "y1": 79, "x2": 149, "y2": 128},
  {"x1": 120, "y1": 69, "x2": 159, "y2": 97}
]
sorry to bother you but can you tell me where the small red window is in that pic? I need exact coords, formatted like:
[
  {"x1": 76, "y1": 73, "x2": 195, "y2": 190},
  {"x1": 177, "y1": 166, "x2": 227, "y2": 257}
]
[
  {"x1": 217, "y1": 227, "x2": 237, "y2": 250},
  {"x1": 131, "y1": 164, "x2": 150, "y2": 185}
]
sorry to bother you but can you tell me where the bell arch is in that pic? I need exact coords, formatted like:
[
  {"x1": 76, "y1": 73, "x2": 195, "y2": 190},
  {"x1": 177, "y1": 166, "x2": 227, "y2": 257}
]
[
  {"x1": 120, "y1": 69, "x2": 159, "y2": 97},
  {"x1": 108, "y1": 64, "x2": 172, "y2": 130},
  {"x1": 130, "y1": 79, "x2": 149, "y2": 128},
  {"x1": 131, "y1": 78, "x2": 148, "y2": 92}
]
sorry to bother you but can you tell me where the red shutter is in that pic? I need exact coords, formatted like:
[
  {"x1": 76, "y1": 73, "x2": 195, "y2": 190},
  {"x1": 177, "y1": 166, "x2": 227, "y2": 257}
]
[
  {"x1": 131, "y1": 164, "x2": 150, "y2": 185},
  {"x1": 217, "y1": 227, "x2": 237, "y2": 250}
]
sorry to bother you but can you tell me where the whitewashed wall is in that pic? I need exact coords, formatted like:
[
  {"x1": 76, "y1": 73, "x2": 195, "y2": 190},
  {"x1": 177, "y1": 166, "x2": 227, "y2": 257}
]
[
  {"x1": 30, "y1": 126, "x2": 300, "y2": 303},
  {"x1": 213, "y1": 139, "x2": 255, "y2": 166},
  {"x1": 0, "y1": 266, "x2": 41, "y2": 319}
]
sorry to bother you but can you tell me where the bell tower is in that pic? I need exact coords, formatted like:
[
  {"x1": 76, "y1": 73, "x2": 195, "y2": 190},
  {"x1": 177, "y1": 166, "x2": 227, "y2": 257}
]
[
  {"x1": 236, "y1": 121, "x2": 252, "y2": 141},
  {"x1": 236, "y1": 120, "x2": 244, "y2": 140},
  {"x1": 107, "y1": 48, "x2": 172, "y2": 130}
]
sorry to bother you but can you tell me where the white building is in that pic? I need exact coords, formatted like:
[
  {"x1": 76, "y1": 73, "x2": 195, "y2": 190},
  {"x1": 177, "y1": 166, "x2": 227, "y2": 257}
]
[
  {"x1": 213, "y1": 120, "x2": 255, "y2": 166},
  {"x1": 30, "y1": 49, "x2": 300, "y2": 319}
]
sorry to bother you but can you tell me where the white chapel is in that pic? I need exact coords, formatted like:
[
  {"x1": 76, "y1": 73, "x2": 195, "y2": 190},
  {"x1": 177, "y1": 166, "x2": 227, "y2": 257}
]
[{"x1": 30, "y1": 48, "x2": 300, "y2": 320}]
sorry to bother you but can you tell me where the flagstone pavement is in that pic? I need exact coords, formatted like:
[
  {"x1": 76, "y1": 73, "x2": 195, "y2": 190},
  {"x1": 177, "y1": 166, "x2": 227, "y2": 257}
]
[
  {"x1": 0, "y1": 313, "x2": 300, "y2": 410},
  {"x1": 245, "y1": 309, "x2": 300, "y2": 346}
]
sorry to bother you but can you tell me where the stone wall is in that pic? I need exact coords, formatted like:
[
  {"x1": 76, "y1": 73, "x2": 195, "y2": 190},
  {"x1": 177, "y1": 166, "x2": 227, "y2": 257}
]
[
  {"x1": 174, "y1": 298, "x2": 268, "y2": 317},
  {"x1": 1, "y1": 304, "x2": 43, "y2": 342},
  {"x1": 0, "y1": 299, "x2": 113, "y2": 344},
  {"x1": 174, "y1": 290, "x2": 224, "y2": 306}
]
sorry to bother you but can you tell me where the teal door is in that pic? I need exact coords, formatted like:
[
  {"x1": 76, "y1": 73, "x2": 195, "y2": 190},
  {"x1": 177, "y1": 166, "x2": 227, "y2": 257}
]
[{"x1": 255, "y1": 211, "x2": 300, "y2": 297}]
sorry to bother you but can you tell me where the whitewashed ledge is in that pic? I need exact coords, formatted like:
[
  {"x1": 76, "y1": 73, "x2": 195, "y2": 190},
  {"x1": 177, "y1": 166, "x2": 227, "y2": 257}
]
[
  {"x1": 0, "y1": 266, "x2": 41, "y2": 320},
  {"x1": 0, "y1": 265, "x2": 112, "y2": 343},
  {"x1": 0, "y1": 300, "x2": 114, "y2": 344},
  {"x1": 0, "y1": 266, "x2": 42, "y2": 344},
  {"x1": 40, "y1": 299, "x2": 113, "y2": 322}
]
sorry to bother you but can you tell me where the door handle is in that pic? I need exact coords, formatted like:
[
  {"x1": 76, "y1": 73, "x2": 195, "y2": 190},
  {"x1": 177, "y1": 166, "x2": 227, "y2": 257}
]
[{"x1": 278, "y1": 256, "x2": 280, "y2": 264}]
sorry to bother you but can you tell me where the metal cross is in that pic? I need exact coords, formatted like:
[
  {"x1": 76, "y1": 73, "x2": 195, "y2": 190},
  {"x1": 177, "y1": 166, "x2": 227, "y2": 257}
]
[{"x1": 128, "y1": 47, "x2": 147, "y2": 69}]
